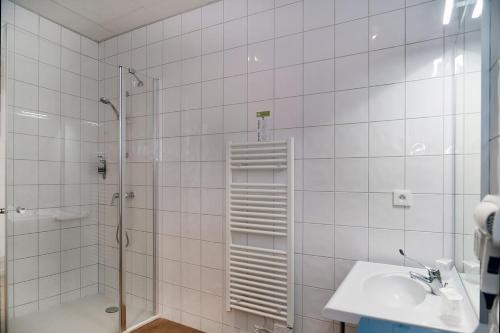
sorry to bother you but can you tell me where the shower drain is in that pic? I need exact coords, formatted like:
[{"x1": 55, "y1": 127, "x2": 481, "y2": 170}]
[{"x1": 105, "y1": 306, "x2": 119, "y2": 313}]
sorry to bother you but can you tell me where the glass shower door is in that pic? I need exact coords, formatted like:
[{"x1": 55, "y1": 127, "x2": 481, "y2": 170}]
[{"x1": 118, "y1": 66, "x2": 158, "y2": 330}]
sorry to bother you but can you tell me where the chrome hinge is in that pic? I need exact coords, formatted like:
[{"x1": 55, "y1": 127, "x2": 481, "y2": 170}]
[{"x1": 0, "y1": 208, "x2": 5, "y2": 214}]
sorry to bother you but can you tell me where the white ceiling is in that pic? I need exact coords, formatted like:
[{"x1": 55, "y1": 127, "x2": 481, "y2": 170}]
[{"x1": 13, "y1": 0, "x2": 217, "y2": 41}]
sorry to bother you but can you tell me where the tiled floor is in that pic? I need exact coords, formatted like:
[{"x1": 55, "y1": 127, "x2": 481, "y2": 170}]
[{"x1": 131, "y1": 318, "x2": 203, "y2": 333}]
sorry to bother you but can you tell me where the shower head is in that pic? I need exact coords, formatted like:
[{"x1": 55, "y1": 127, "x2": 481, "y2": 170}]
[
  {"x1": 99, "y1": 97, "x2": 119, "y2": 119},
  {"x1": 128, "y1": 68, "x2": 144, "y2": 87}
]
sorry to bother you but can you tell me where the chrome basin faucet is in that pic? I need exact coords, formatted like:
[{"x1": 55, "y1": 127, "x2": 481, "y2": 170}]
[{"x1": 399, "y1": 249, "x2": 447, "y2": 296}]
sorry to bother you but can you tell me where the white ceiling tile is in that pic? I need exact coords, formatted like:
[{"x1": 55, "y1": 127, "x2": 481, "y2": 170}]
[{"x1": 13, "y1": 0, "x2": 218, "y2": 41}]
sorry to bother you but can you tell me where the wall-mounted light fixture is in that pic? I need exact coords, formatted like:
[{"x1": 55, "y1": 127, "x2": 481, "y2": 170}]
[
  {"x1": 471, "y1": 0, "x2": 483, "y2": 19},
  {"x1": 444, "y1": 0, "x2": 483, "y2": 26},
  {"x1": 443, "y1": 0, "x2": 454, "y2": 25}
]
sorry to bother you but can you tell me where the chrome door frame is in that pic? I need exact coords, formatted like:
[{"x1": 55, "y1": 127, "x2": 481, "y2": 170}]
[
  {"x1": 118, "y1": 66, "x2": 126, "y2": 331},
  {"x1": 152, "y1": 78, "x2": 160, "y2": 314}
]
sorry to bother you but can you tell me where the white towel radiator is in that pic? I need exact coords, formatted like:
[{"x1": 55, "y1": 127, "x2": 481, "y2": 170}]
[{"x1": 225, "y1": 139, "x2": 294, "y2": 328}]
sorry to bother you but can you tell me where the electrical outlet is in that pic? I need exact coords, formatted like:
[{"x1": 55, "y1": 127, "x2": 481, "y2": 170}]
[
  {"x1": 393, "y1": 189, "x2": 412, "y2": 207},
  {"x1": 273, "y1": 323, "x2": 290, "y2": 333}
]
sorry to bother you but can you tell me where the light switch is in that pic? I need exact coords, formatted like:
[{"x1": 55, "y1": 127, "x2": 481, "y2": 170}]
[{"x1": 393, "y1": 190, "x2": 412, "y2": 207}]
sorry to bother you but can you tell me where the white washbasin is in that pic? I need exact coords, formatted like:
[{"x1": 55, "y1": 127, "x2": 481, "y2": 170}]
[
  {"x1": 322, "y1": 261, "x2": 478, "y2": 333},
  {"x1": 363, "y1": 273, "x2": 427, "y2": 308}
]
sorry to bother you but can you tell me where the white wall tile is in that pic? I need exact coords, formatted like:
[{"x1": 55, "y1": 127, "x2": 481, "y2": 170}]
[
  {"x1": 304, "y1": 92, "x2": 334, "y2": 126},
  {"x1": 335, "y1": 53, "x2": 368, "y2": 90},
  {"x1": 369, "y1": 9, "x2": 405, "y2": 50},
  {"x1": 248, "y1": 40, "x2": 274, "y2": 72},
  {"x1": 406, "y1": 39, "x2": 444, "y2": 81},
  {"x1": 406, "y1": 117, "x2": 443, "y2": 156},
  {"x1": 369, "y1": 193, "x2": 404, "y2": 229},
  {"x1": 223, "y1": 75, "x2": 247, "y2": 104},
  {"x1": 335, "y1": 123, "x2": 368, "y2": 157},
  {"x1": 369, "y1": 229, "x2": 404, "y2": 264},
  {"x1": 224, "y1": 46, "x2": 247, "y2": 77},
  {"x1": 335, "y1": 88, "x2": 368, "y2": 124},
  {"x1": 164, "y1": 16, "x2": 182, "y2": 39},
  {"x1": 369, "y1": 157, "x2": 404, "y2": 192},
  {"x1": 305, "y1": 26, "x2": 334, "y2": 62},
  {"x1": 335, "y1": 158, "x2": 368, "y2": 192},
  {"x1": 369, "y1": 0, "x2": 404, "y2": 15},
  {"x1": 223, "y1": 17, "x2": 247, "y2": 49},
  {"x1": 369, "y1": 83, "x2": 404, "y2": 121},
  {"x1": 406, "y1": 0, "x2": 444, "y2": 43},
  {"x1": 303, "y1": 223, "x2": 334, "y2": 256},
  {"x1": 248, "y1": 70, "x2": 274, "y2": 101},
  {"x1": 182, "y1": 8, "x2": 202, "y2": 34},
  {"x1": 275, "y1": 2, "x2": 303, "y2": 37},
  {"x1": 304, "y1": 60, "x2": 334, "y2": 94},
  {"x1": 131, "y1": 26, "x2": 147, "y2": 48},
  {"x1": 224, "y1": 0, "x2": 247, "y2": 21},
  {"x1": 335, "y1": 226, "x2": 368, "y2": 260},
  {"x1": 335, "y1": 18, "x2": 368, "y2": 57},
  {"x1": 275, "y1": 96, "x2": 303, "y2": 129},
  {"x1": 406, "y1": 194, "x2": 444, "y2": 232},
  {"x1": 199, "y1": 55, "x2": 220, "y2": 82},
  {"x1": 303, "y1": 159, "x2": 334, "y2": 191},
  {"x1": 304, "y1": 0, "x2": 334, "y2": 30},
  {"x1": 335, "y1": 192, "x2": 368, "y2": 227},
  {"x1": 202, "y1": 1, "x2": 223, "y2": 27},
  {"x1": 202, "y1": 24, "x2": 223, "y2": 55},
  {"x1": 275, "y1": 65, "x2": 303, "y2": 98},
  {"x1": 182, "y1": 30, "x2": 202, "y2": 59},
  {"x1": 369, "y1": 120, "x2": 404, "y2": 156},
  {"x1": 303, "y1": 255, "x2": 334, "y2": 289},
  {"x1": 248, "y1": 9, "x2": 274, "y2": 44},
  {"x1": 369, "y1": 46, "x2": 405, "y2": 85},
  {"x1": 304, "y1": 126, "x2": 334, "y2": 158},
  {"x1": 61, "y1": 28, "x2": 80, "y2": 52},
  {"x1": 406, "y1": 156, "x2": 444, "y2": 193},
  {"x1": 275, "y1": 33, "x2": 303, "y2": 67},
  {"x1": 335, "y1": 0, "x2": 368, "y2": 23},
  {"x1": 40, "y1": 17, "x2": 60, "y2": 43},
  {"x1": 405, "y1": 231, "x2": 443, "y2": 266},
  {"x1": 15, "y1": 5, "x2": 39, "y2": 34},
  {"x1": 406, "y1": 78, "x2": 443, "y2": 118}
]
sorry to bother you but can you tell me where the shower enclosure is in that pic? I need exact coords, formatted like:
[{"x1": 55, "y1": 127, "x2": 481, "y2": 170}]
[{"x1": 0, "y1": 23, "x2": 160, "y2": 333}]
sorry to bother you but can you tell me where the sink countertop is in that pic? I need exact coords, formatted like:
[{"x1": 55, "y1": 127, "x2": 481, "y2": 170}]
[{"x1": 322, "y1": 261, "x2": 478, "y2": 333}]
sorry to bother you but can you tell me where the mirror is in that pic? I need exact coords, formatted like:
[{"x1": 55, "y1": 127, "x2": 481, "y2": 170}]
[{"x1": 448, "y1": 0, "x2": 483, "y2": 316}]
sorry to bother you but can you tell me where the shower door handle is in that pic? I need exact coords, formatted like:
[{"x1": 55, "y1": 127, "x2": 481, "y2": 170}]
[{"x1": 115, "y1": 225, "x2": 130, "y2": 248}]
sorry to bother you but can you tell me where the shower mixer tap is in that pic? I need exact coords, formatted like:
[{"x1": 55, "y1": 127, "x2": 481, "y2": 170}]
[
  {"x1": 97, "y1": 153, "x2": 107, "y2": 179},
  {"x1": 110, "y1": 191, "x2": 135, "y2": 205}
]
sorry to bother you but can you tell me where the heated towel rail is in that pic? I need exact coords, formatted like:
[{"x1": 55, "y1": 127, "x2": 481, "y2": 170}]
[{"x1": 225, "y1": 139, "x2": 294, "y2": 328}]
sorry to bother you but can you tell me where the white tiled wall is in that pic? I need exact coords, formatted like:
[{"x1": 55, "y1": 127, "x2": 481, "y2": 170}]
[
  {"x1": 98, "y1": 0, "x2": 482, "y2": 332},
  {"x1": 0, "y1": 0, "x2": 483, "y2": 332},
  {"x1": 2, "y1": 1, "x2": 100, "y2": 317}
]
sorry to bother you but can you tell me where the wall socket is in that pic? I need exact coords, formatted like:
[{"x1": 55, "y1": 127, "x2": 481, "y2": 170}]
[{"x1": 393, "y1": 190, "x2": 412, "y2": 207}]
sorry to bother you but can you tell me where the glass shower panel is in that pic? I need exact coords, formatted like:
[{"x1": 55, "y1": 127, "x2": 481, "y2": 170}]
[
  {"x1": 2, "y1": 22, "x2": 119, "y2": 332},
  {"x1": 121, "y1": 68, "x2": 157, "y2": 329},
  {"x1": 0, "y1": 22, "x2": 158, "y2": 333},
  {"x1": 448, "y1": 3, "x2": 482, "y2": 274},
  {"x1": 1, "y1": 23, "x2": 7, "y2": 333}
]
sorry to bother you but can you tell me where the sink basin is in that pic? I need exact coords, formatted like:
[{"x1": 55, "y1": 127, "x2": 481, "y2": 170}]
[
  {"x1": 322, "y1": 261, "x2": 478, "y2": 333},
  {"x1": 363, "y1": 273, "x2": 426, "y2": 308}
]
